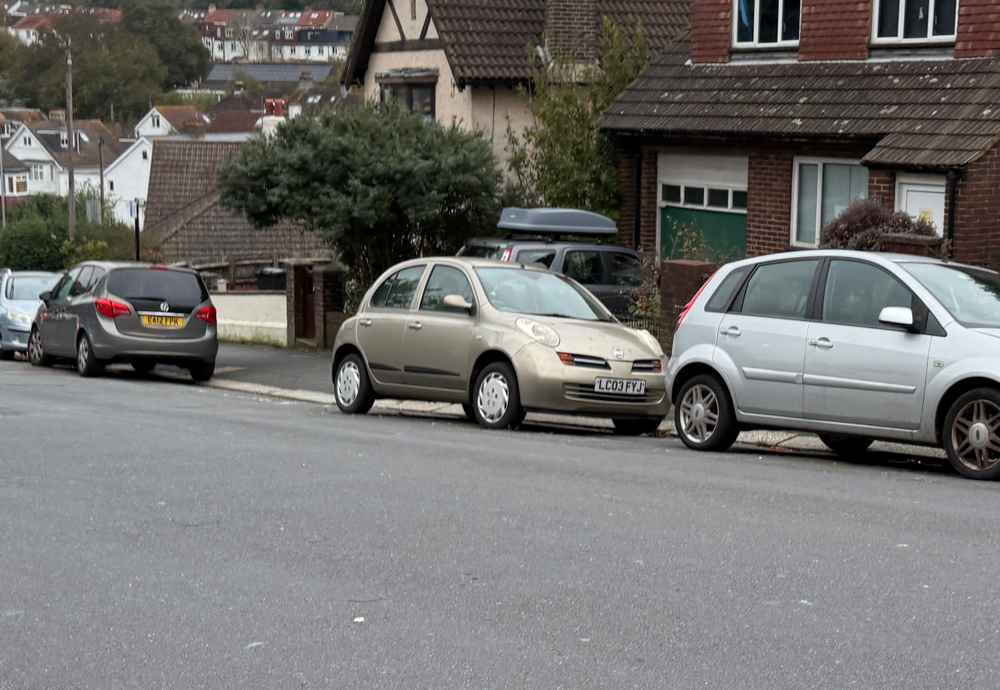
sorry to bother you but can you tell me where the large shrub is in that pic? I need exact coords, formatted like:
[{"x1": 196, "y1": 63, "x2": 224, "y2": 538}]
[
  {"x1": 820, "y1": 200, "x2": 938, "y2": 251},
  {"x1": 0, "y1": 195, "x2": 134, "y2": 271},
  {"x1": 219, "y1": 101, "x2": 501, "y2": 290}
]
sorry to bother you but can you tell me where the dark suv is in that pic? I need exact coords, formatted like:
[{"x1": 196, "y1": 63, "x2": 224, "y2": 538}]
[{"x1": 459, "y1": 208, "x2": 642, "y2": 317}]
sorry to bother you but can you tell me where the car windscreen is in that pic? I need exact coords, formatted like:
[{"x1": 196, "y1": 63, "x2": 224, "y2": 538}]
[
  {"x1": 107, "y1": 269, "x2": 208, "y2": 308},
  {"x1": 475, "y1": 267, "x2": 612, "y2": 322},
  {"x1": 904, "y1": 263, "x2": 1000, "y2": 328},
  {"x1": 8, "y1": 275, "x2": 57, "y2": 301}
]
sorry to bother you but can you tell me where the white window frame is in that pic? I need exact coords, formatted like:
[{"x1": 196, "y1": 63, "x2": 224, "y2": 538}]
[
  {"x1": 659, "y1": 178, "x2": 749, "y2": 216},
  {"x1": 152, "y1": 114, "x2": 161, "y2": 129},
  {"x1": 895, "y1": 172, "x2": 946, "y2": 236},
  {"x1": 790, "y1": 157, "x2": 869, "y2": 249},
  {"x1": 871, "y1": 0, "x2": 960, "y2": 45},
  {"x1": 732, "y1": 0, "x2": 802, "y2": 49}
]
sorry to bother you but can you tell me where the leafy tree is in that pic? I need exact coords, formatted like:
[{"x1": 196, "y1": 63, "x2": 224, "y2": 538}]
[
  {"x1": 121, "y1": 0, "x2": 210, "y2": 90},
  {"x1": 11, "y1": 17, "x2": 165, "y2": 121},
  {"x1": 219, "y1": 102, "x2": 500, "y2": 290},
  {"x1": 506, "y1": 18, "x2": 649, "y2": 219},
  {"x1": 0, "y1": 31, "x2": 19, "y2": 104}
]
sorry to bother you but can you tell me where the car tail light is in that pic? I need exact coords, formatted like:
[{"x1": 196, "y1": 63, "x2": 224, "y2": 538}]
[
  {"x1": 195, "y1": 306, "x2": 217, "y2": 325},
  {"x1": 95, "y1": 299, "x2": 131, "y2": 319},
  {"x1": 500, "y1": 247, "x2": 513, "y2": 262},
  {"x1": 676, "y1": 275, "x2": 714, "y2": 329}
]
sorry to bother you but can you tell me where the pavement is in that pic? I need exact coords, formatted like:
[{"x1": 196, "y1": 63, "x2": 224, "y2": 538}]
[
  {"x1": 1, "y1": 357, "x2": 995, "y2": 689},
  {"x1": 213, "y1": 343, "x2": 946, "y2": 459}
]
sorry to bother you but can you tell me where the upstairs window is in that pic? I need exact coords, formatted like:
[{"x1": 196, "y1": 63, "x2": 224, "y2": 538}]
[
  {"x1": 874, "y1": 0, "x2": 958, "y2": 43},
  {"x1": 734, "y1": 0, "x2": 801, "y2": 47}
]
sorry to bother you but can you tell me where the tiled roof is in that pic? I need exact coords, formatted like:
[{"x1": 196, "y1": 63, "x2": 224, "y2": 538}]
[
  {"x1": 145, "y1": 140, "x2": 242, "y2": 230},
  {"x1": 27, "y1": 119, "x2": 125, "y2": 168},
  {"x1": 207, "y1": 63, "x2": 334, "y2": 86},
  {"x1": 603, "y1": 44, "x2": 1000, "y2": 168},
  {"x1": 344, "y1": 0, "x2": 690, "y2": 86},
  {"x1": 206, "y1": 111, "x2": 262, "y2": 135},
  {"x1": 1, "y1": 150, "x2": 28, "y2": 174},
  {"x1": 210, "y1": 93, "x2": 265, "y2": 115},
  {"x1": 155, "y1": 106, "x2": 208, "y2": 131}
]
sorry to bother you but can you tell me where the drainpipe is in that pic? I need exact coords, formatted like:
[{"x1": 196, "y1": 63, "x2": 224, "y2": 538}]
[{"x1": 945, "y1": 168, "x2": 960, "y2": 259}]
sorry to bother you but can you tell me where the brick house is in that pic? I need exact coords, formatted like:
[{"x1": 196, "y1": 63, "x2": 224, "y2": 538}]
[
  {"x1": 143, "y1": 140, "x2": 331, "y2": 275},
  {"x1": 604, "y1": 0, "x2": 1000, "y2": 271},
  {"x1": 343, "y1": 0, "x2": 688, "y2": 163}
]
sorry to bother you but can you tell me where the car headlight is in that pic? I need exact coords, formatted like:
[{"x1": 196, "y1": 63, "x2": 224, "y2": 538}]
[
  {"x1": 636, "y1": 329, "x2": 664, "y2": 358},
  {"x1": 515, "y1": 318, "x2": 560, "y2": 348}
]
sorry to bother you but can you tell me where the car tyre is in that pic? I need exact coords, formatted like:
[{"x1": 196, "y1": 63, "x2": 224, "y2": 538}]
[
  {"x1": 473, "y1": 362, "x2": 525, "y2": 430},
  {"x1": 942, "y1": 388, "x2": 1000, "y2": 480},
  {"x1": 462, "y1": 402, "x2": 476, "y2": 422},
  {"x1": 132, "y1": 361, "x2": 157, "y2": 375},
  {"x1": 613, "y1": 418, "x2": 663, "y2": 436},
  {"x1": 334, "y1": 353, "x2": 375, "y2": 415},
  {"x1": 28, "y1": 328, "x2": 52, "y2": 367},
  {"x1": 674, "y1": 374, "x2": 739, "y2": 452},
  {"x1": 76, "y1": 332, "x2": 104, "y2": 378},
  {"x1": 189, "y1": 361, "x2": 215, "y2": 383},
  {"x1": 818, "y1": 433, "x2": 874, "y2": 459}
]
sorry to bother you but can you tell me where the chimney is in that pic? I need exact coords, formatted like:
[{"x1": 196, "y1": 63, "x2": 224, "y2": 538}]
[{"x1": 544, "y1": 0, "x2": 598, "y2": 66}]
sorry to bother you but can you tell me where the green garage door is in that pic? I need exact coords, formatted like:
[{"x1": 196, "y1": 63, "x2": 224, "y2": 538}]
[{"x1": 661, "y1": 206, "x2": 747, "y2": 262}]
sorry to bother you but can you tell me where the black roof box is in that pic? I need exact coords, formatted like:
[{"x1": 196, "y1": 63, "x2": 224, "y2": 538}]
[{"x1": 498, "y1": 208, "x2": 617, "y2": 237}]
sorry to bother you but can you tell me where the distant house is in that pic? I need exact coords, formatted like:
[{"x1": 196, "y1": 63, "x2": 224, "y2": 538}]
[
  {"x1": 134, "y1": 106, "x2": 210, "y2": 138},
  {"x1": 343, "y1": 0, "x2": 688, "y2": 163},
  {"x1": 143, "y1": 140, "x2": 331, "y2": 268},
  {"x1": 3, "y1": 119, "x2": 125, "y2": 198},
  {"x1": 10, "y1": 6, "x2": 121, "y2": 45},
  {"x1": 205, "y1": 111, "x2": 265, "y2": 141},
  {"x1": 204, "y1": 63, "x2": 335, "y2": 96},
  {"x1": 1, "y1": 150, "x2": 30, "y2": 205},
  {"x1": 103, "y1": 137, "x2": 153, "y2": 230}
]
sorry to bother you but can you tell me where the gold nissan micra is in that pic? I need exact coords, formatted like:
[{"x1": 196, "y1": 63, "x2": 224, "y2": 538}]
[{"x1": 332, "y1": 258, "x2": 668, "y2": 434}]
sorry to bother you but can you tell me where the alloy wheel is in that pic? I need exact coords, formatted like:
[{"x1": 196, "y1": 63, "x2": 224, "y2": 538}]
[
  {"x1": 950, "y1": 399, "x2": 1000, "y2": 473},
  {"x1": 77, "y1": 337, "x2": 89, "y2": 374},
  {"x1": 337, "y1": 361, "x2": 361, "y2": 407},
  {"x1": 28, "y1": 330, "x2": 42, "y2": 365},
  {"x1": 477, "y1": 372, "x2": 509, "y2": 424},
  {"x1": 679, "y1": 383, "x2": 720, "y2": 444}
]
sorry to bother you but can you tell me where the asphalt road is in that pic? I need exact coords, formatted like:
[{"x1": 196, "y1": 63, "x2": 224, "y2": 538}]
[{"x1": 3, "y1": 361, "x2": 1000, "y2": 689}]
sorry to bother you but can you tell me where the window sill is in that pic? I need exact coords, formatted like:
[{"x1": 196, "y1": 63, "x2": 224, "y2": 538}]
[{"x1": 868, "y1": 44, "x2": 954, "y2": 60}]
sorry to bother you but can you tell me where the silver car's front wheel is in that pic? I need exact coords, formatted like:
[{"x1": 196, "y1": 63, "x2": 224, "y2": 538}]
[
  {"x1": 28, "y1": 328, "x2": 50, "y2": 367},
  {"x1": 477, "y1": 372, "x2": 509, "y2": 424},
  {"x1": 946, "y1": 394, "x2": 1000, "y2": 479}
]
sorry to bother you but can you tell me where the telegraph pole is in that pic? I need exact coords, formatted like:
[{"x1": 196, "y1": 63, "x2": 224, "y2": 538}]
[
  {"x1": 98, "y1": 137, "x2": 105, "y2": 225},
  {"x1": 66, "y1": 40, "x2": 76, "y2": 240}
]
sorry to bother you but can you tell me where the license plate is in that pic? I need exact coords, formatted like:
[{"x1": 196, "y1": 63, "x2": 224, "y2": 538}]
[
  {"x1": 594, "y1": 378, "x2": 646, "y2": 396},
  {"x1": 141, "y1": 314, "x2": 185, "y2": 329}
]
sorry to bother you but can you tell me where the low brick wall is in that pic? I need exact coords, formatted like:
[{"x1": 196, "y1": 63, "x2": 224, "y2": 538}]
[{"x1": 880, "y1": 234, "x2": 945, "y2": 258}]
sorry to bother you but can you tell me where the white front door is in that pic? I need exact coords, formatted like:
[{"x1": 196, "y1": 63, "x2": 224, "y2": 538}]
[{"x1": 897, "y1": 175, "x2": 946, "y2": 235}]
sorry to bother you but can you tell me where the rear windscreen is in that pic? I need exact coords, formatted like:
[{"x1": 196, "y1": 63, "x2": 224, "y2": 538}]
[
  {"x1": 459, "y1": 245, "x2": 506, "y2": 260},
  {"x1": 107, "y1": 269, "x2": 208, "y2": 307}
]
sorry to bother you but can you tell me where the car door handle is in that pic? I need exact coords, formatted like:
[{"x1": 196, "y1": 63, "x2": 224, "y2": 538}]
[
  {"x1": 407, "y1": 321, "x2": 423, "y2": 331},
  {"x1": 359, "y1": 318, "x2": 373, "y2": 327},
  {"x1": 809, "y1": 337, "x2": 834, "y2": 350},
  {"x1": 722, "y1": 326, "x2": 741, "y2": 338}
]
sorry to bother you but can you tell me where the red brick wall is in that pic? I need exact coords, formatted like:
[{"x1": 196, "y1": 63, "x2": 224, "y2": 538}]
[
  {"x1": 545, "y1": 0, "x2": 598, "y2": 63},
  {"x1": 746, "y1": 150, "x2": 794, "y2": 256},
  {"x1": 953, "y1": 145, "x2": 1000, "y2": 269},
  {"x1": 956, "y1": 0, "x2": 1000, "y2": 58},
  {"x1": 615, "y1": 147, "x2": 639, "y2": 248},
  {"x1": 638, "y1": 146, "x2": 659, "y2": 252},
  {"x1": 799, "y1": 0, "x2": 871, "y2": 61},
  {"x1": 691, "y1": 0, "x2": 731, "y2": 63},
  {"x1": 868, "y1": 169, "x2": 896, "y2": 210}
]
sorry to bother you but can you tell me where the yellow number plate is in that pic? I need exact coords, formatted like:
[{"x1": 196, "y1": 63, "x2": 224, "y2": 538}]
[{"x1": 141, "y1": 315, "x2": 185, "y2": 329}]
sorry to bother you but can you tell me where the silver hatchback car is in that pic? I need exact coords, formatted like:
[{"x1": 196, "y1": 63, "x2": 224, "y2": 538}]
[
  {"x1": 29, "y1": 262, "x2": 218, "y2": 380},
  {"x1": 667, "y1": 250, "x2": 1000, "y2": 480}
]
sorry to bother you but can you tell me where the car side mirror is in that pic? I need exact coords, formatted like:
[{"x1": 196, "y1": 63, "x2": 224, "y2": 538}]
[
  {"x1": 38, "y1": 291, "x2": 51, "y2": 303},
  {"x1": 879, "y1": 306, "x2": 916, "y2": 331},
  {"x1": 443, "y1": 294, "x2": 474, "y2": 315}
]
